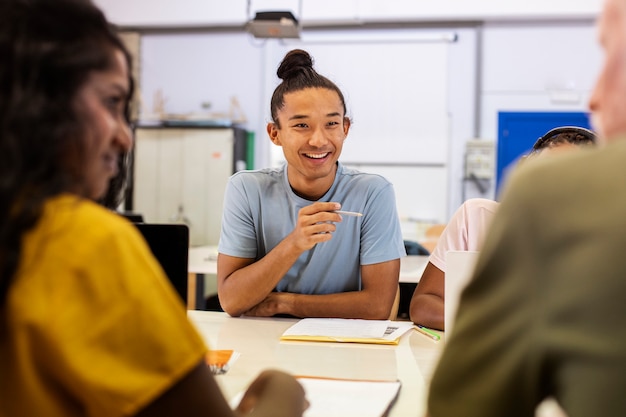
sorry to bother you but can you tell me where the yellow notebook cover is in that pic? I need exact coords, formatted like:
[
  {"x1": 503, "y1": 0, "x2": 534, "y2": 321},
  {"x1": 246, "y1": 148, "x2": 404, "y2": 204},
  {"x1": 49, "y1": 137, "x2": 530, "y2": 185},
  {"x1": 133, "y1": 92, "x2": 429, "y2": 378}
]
[{"x1": 280, "y1": 318, "x2": 414, "y2": 345}]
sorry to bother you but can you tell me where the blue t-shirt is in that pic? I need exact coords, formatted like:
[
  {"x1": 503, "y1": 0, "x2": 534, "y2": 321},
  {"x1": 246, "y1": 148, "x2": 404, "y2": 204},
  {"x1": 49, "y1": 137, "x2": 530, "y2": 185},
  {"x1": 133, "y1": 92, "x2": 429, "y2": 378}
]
[{"x1": 218, "y1": 162, "x2": 405, "y2": 294}]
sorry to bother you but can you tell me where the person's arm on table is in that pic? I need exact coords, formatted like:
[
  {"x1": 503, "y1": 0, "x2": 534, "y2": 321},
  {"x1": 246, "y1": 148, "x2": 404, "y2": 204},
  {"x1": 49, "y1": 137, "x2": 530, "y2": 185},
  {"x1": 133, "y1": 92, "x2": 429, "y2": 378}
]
[
  {"x1": 136, "y1": 364, "x2": 307, "y2": 417},
  {"x1": 409, "y1": 262, "x2": 445, "y2": 330},
  {"x1": 244, "y1": 259, "x2": 400, "y2": 319},
  {"x1": 218, "y1": 202, "x2": 343, "y2": 317}
]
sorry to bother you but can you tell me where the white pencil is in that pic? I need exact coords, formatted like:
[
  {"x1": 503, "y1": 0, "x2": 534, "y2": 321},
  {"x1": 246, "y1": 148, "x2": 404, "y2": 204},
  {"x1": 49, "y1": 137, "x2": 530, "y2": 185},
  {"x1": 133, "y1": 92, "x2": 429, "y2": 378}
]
[{"x1": 334, "y1": 210, "x2": 363, "y2": 217}]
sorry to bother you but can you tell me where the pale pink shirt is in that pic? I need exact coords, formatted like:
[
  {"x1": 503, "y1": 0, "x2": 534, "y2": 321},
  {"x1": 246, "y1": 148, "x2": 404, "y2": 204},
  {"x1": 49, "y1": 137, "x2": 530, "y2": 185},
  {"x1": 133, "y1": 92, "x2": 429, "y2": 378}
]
[{"x1": 429, "y1": 198, "x2": 500, "y2": 272}]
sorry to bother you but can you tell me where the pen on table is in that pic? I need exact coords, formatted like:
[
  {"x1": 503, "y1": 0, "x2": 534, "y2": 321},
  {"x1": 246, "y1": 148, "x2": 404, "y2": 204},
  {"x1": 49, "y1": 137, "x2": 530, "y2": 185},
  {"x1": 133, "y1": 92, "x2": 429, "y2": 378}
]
[
  {"x1": 334, "y1": 210, "x2": 363, "y2": 217},
  {"x1": 413, "y1": 325, "x2": 440, "y2": 341}
]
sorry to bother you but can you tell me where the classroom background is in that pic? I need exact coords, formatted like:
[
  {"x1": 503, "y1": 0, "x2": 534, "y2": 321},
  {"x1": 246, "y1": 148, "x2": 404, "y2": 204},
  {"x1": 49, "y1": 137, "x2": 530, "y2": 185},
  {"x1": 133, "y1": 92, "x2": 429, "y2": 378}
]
[{"x1": 94, "y1": 0, "x2": 602, "y2": 246}]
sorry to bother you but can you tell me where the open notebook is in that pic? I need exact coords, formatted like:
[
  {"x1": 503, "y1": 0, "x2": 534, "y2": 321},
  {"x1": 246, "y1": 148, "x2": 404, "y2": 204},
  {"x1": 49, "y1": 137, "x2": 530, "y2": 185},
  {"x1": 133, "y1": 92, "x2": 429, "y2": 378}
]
[
  {"x1": 281, "y1": 318, "x2": 414, "y2": 345},
  {"x1": 444, "y1": 251, "x2": 480, "y2": 335},
  {"x1": 231, "y1": 376, "x2": 401, "y2": 417}
]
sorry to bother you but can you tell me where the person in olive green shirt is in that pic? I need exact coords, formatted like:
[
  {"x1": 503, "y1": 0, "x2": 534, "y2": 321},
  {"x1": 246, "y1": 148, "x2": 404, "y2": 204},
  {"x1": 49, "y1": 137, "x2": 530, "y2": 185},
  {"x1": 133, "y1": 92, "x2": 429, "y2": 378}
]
[{"x1": 427, "y1": 1, "x2": 626, "y2": 416}]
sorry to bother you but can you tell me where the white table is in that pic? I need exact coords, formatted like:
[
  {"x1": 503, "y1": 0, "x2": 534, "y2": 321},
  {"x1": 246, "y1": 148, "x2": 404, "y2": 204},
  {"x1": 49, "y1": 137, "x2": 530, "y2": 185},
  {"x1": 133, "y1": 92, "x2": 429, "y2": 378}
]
[
  {"x1": 189, "y1": 246, "x2": 428, "y2": 283},
  {"x1": 188, "y1": 310, "x2": 443, "y2": 417}
]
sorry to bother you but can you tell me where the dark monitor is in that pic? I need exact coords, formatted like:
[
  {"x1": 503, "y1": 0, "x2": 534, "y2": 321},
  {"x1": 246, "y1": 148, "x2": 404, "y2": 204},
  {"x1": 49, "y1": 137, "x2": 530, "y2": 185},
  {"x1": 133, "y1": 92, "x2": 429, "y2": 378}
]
[{"x1": 133, "y1": 223, "x2": 189, "y2": 307}]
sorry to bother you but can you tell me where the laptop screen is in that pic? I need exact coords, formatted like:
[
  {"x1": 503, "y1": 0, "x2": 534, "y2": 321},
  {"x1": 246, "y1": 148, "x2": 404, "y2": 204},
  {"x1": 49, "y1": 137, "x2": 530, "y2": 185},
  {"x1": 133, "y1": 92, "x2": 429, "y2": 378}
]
[{"x1": 133, "y1": 223, "x2": 189, "y2": 307}]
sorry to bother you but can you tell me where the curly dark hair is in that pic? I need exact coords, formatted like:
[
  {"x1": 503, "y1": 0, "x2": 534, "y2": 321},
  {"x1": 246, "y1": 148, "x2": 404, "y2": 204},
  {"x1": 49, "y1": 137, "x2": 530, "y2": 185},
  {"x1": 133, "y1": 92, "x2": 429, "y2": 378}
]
[
  {"x1": 269, "y1": 49, "x2": 349, "y2": 128},
  {"x1": 530, "y1": 126, "x2": 597, "y2": 154},
  {"x1": 0, "y1": 0, "x2": 133, "y2": 306}
]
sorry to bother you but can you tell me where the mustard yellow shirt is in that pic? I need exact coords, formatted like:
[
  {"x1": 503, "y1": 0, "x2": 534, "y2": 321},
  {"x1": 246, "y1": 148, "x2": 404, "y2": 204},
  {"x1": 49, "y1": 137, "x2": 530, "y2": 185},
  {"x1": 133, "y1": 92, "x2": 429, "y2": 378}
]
[{"x1": 0, "y1": 194, "x2": 207, "y2": 417}]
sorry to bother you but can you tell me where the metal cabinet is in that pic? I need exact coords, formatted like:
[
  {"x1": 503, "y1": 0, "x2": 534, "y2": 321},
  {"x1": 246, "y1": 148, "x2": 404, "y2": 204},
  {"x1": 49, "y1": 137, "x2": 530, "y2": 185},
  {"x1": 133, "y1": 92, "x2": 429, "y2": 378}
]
[{"x1": 132, "y1": 126, "x2": 247, "y2": 246}]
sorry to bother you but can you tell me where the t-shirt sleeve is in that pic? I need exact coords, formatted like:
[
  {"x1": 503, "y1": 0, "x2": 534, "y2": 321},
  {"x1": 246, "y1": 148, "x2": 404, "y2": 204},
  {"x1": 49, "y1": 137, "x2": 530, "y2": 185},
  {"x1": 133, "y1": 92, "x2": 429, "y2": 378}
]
[
  {"x1": 359, "y1": 182, "x2": 406, "y2": 265},
  {"x1": 429, "y1": 199, "x2": 498, "y2": 272},
  {"x1": 41, "y1": 221, "x2": 208, "y2": 417},
  {"x1": 429, "y1": 204, "x2": 467, "y2": 271},
  {"x1": 218, "y1": 174, "x2": 258, "y2": 258}
]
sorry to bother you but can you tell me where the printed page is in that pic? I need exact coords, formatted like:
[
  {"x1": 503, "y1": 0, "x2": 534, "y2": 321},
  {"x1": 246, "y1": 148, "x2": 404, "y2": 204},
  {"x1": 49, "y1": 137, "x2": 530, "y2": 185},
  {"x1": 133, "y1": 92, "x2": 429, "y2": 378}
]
[{"x1": 283, "y1": 318, "x2": 389, "y2": 338}]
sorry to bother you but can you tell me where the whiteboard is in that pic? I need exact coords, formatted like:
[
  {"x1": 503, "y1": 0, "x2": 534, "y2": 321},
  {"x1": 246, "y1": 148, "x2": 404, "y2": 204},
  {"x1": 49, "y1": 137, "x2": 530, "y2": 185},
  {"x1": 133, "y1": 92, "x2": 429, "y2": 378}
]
[{"x1": 269, "y1": 35, "x2": 450, "y2": 164}]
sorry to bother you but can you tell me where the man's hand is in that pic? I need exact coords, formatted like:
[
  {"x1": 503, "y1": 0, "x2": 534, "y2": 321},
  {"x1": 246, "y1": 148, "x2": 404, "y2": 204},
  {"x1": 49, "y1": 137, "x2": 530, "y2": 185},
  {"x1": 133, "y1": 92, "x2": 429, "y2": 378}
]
[
  {"x1": 289, "y1": 201, "x2": 343, "y2": 251},
  {"x1": 243, "y1": 292, "x2": 292, "y2": 317},
  {"x1": 236, "y1": 369, "x2": 308, "y2": 417}
]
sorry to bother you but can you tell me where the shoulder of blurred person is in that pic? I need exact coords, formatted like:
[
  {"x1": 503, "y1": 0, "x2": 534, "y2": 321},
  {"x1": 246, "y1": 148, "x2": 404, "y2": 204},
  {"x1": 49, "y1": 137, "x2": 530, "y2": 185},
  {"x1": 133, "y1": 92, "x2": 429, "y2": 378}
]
[
  {"x1": 429, "y1": 198, "x2": 499, "y2": 272},
  {"x1": 428, "y1": 0, "x2": 626, "y2": 414}
]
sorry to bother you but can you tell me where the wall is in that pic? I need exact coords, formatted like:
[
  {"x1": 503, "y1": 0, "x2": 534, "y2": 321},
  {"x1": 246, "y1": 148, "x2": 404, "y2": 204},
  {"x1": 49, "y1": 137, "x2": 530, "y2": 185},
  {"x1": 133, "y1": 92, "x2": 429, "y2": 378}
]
[
  {"x1": 478, "y1": 21, "x2": 600, "y2": 198},
  {"x1": 480, "y1": 21, "x2": 601, "y2": 141}
]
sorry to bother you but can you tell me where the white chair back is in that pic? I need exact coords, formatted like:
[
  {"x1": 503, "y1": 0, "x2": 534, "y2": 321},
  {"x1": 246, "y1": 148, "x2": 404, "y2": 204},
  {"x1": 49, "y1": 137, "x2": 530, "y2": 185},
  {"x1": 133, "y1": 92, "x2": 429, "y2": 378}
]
[{"x1": 444, "y1": 251, "x2": 480, "y2": 335}]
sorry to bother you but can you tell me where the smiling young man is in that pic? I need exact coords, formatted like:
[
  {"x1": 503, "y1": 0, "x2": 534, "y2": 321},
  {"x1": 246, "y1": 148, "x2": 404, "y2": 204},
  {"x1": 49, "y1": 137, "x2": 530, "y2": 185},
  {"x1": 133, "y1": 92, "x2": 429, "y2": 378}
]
[{"x1": 217, "y1": 49, "x2": 405, "y2": 319}]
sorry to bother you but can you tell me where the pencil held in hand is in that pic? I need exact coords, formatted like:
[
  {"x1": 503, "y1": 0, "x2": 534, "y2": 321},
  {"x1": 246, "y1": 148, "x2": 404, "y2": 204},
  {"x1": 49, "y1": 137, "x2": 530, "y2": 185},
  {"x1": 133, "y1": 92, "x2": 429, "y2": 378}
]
[{"x1": 334, "y1": 210, "x2": 363, "y2": 217}]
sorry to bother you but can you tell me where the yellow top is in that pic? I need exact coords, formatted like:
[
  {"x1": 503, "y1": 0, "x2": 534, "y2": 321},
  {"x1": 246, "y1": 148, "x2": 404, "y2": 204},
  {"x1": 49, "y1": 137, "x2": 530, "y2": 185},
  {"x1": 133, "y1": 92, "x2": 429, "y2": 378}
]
[{"x1": 0, "y1": 194, "x2": 207, "y2": 417}]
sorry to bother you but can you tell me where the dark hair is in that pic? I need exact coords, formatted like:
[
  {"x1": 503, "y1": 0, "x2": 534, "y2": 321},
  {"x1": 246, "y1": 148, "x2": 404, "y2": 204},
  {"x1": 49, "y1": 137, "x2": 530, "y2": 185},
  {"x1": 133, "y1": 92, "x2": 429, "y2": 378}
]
[
  {"x1": 0, "y1": 0, "x2": 133, "y2": 306},
  {"x1": 270, "y1": 49, "x2": 348, "y2": 128},
  {"x1": 530, "y1": 126, "x2": 597, "y2": 154}
]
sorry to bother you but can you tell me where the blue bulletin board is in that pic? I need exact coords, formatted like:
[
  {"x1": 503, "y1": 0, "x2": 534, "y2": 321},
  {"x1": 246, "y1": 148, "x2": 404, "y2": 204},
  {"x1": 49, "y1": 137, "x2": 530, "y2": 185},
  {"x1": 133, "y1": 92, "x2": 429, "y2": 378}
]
[{"x1": 496, "y1": 111, "x2": 592, "y2": 193}]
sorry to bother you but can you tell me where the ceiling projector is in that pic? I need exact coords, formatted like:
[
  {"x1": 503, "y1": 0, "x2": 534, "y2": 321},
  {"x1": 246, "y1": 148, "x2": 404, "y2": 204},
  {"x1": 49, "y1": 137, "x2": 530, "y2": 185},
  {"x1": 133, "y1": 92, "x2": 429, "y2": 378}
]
[{"x1": 246, "y1": 11, "x2": 300, "y2": 39}]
